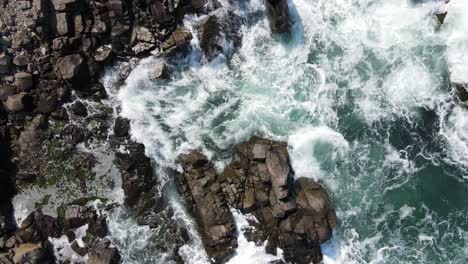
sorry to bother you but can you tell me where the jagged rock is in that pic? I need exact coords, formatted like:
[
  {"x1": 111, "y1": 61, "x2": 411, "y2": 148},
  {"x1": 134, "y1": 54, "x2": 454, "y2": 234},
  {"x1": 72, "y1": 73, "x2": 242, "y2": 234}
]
[
  {"x1": 115, "y1": 141, "x2": 154, "y2": 207},
  {"x1": 182, "y1": 137, "x2": 337, "y2": 264},
  {"x1": 86, "y1": 239, "x2": 120, "y2": 264},
  {"x1": 177, "y1": 151, "x2": 237, "y2": 263},
  {"x1": 55, "y1": 54, "x2": 89, "y2": 89},
  {"x1": 0, "y1": 53, "x2": 11, "y2": 73},
  {"x1": 56, "y1": 12, "x2": 70, "y2": 36},
  {"x1": 161, "y1": 27, "x2": 193, "y2": 55},
  {"x1": 148, "y1": 61, "x2": 169, "y2": 80},
  {"x1": 94, "y1": 46, "x2": 114, "y2": 65},
  {"x1": 14, "y1": 72, "x2": 33, "y2": 91},
  {"x1": 12, "y1": 242, "x2": 54, "y2": 264},
  {"x1": 454, "y1": 82, "x2": 468, "y2": 102},
  {"x1": 3, "y1": 93, "x2": 34, "y2": 113},
  {"x1": 19, "y1": 211, "x2": 62, "y2": 242},
  {"x1": 196, "y1": 13, "x2": 224, "y2": 61},
  {"x1": 110, "y1": 23, "x2": 131, "y2": 53},
  {"x1": 69, "y1": 101, "x2": 88, "y2": 117},
  {"x1": 73, "y1": 13, "x2": 84, "y2": 34},
  {"x1": 265, "y1": 0, "x2": 290, "y2": 33},
  {"x1": 113, "y1": 117, "x2": 130, "y2": 138}
]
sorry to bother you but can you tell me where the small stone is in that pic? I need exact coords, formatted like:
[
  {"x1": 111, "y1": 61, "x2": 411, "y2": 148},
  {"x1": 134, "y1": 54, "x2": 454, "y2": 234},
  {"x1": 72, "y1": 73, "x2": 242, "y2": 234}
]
[
  {"x1": 56, "y1": 13, "x2": 69, "y2": 36},
  {"x1": 69, "y1": 101, "x2": 88, "y2": 117},
  {"x1": 13, "y1": 55, "x2": 30, "y2": 67},
  {"x1": 14, "y1": 72, "x2": 34, "y2": 91},
  {"x1": 0, "y1": 53, "x2": 11, "y2": 73},
  {"x1": 94, "y1": 46, "x2": 114, "y2": 64},
  {"x1": 73, "y1": 13, "x2": 84, "y2": 34}
]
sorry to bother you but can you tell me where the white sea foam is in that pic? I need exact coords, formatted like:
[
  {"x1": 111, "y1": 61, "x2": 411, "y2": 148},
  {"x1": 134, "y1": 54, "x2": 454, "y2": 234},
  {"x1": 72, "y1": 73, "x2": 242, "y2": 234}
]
[
  {"x1": 226, "y1": 210, "x2": 283, "y2": 264},
  {"x1": 288, "y1": 126, "x2": 349, "y2": 190},
  {"x1": 105, "y1": 0, "x2": 468, "y2": 263},
  {"x1": 399, "y1": 205, "x2": 416, "y2": 219}
]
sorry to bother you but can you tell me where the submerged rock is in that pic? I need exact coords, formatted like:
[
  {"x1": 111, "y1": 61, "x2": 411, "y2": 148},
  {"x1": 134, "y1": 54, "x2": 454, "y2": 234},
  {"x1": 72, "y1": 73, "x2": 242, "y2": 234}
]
[{"x1": 178, "y1": 137, "x2": 337, "y2": 264}]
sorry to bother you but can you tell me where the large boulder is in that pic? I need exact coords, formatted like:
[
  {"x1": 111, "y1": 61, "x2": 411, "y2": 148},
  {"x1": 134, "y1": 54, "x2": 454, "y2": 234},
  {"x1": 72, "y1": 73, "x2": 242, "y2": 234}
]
[
  {"x1": 3, "y1": 93, "x2": 34, "y2": 113},
  {"x1": 177, "y1": 151, "x2": 237, "y2": 263},
  {"x1": 86, "y1": 239, "x2": 120, "y2": 264},
  {"x1": 265, "y1": 0, "x2": 290, "y2": 33},
  {"x1": 55, "y1": 54, "x2": 90, "y2": 89},
  {"x1": 14, "y1": 72, "x2": 33, "y2": 91},
  {"x1": 12, "y1": 242, "x2": 54, "y2": 264}
]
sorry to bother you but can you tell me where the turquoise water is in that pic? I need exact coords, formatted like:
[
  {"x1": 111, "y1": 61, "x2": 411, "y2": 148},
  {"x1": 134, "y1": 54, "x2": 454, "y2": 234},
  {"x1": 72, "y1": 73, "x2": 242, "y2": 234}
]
[{"x1": 107, "y1": 0, "x2": 468, "y2": 263}]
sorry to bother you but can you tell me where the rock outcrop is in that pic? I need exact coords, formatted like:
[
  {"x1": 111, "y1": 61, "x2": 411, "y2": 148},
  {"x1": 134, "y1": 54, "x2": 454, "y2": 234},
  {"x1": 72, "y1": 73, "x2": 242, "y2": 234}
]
[
  {"x1": 177, "y1": 137, "x2": 337, "y2": 264},
  {"x1": 265, "y1": 0, "x2": 291, "y2": 33},
  {"x1": 177, "y1": 152, "x2": 237, "y2": 262}
]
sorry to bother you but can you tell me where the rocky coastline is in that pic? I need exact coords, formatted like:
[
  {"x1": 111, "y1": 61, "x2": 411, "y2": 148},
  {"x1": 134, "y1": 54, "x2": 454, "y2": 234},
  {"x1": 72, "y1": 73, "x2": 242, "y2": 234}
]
[{"x1": 1, "y1": 0, "x2": 464, "y2": 264}]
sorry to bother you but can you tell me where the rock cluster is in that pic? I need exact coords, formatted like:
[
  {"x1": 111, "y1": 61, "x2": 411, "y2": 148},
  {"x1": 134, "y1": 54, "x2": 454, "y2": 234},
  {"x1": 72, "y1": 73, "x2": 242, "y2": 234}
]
[
  {"x1": 0, "y1": 204, "x2": 117, "y2": 264},
  {"x1": 177, "y1": 137, "x2": 337, "y2": 264},
  {"x1": 0, "y1": 0, "x2": 237, "y2": 255}
]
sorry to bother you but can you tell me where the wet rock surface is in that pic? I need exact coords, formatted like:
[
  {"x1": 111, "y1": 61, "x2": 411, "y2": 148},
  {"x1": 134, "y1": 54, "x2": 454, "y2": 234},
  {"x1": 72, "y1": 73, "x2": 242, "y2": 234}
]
[
  {"x1": 177, "y1": 151, "x2": 238, "y2": 263},
  {"x1": 265, "y1": 0, "x2": 291, "y2": 33},
  {"x1": 178, "y1": 137, "x2": 337, "y2": 264}
]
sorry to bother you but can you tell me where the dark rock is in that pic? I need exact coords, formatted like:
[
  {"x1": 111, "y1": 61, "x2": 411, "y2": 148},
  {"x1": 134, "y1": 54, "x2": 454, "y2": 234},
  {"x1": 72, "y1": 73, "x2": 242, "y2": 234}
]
[
  {"x1": 14, "y1": 72, "x2": 33, "y2": 91},
  {"x1": 94, "y1": 46, "x2": 114, "y2": 65},
  {"x1": 3, "y1": 93, "x2": 34, "y2": 113},
  {"x1": 196, "y1": 13, "x2": 224, "y2": 61},
  {"x1": 0, "y1": 53, "x2": 11, "y2": 74},
  {"x1": 177, "y1": 151, "x2": 237, "y2": 262},
  {"x1": 113, "y1": 117, "x2": 130, "y2": 138},
  {"x1": 213, "y1": 137, "x2": 337, "y2": 263},
  {"x1": 265, "y1": 0, "x2": 290, "y2": 33},
  {"x1": 55, "y1": 54, "x2": 89, "y2": 89},
  {"x1": 115, "y1": 142, "x2": 154, "y2": 207},
  {"x1": 161, "y1": 27, "x2": 193, "y2": 56},
  {"x1": 71, "y1": 240, "x2": 88, "y2": 256},
  {"x1": 35, "y1": 94, "x2": 58, "y2": 114},
  {"x1": 69, "y1": 101, "x2": 88, "y2": 117},
  {"x1": 86, "y1": 239, "x2": 120, "y2": 264},
  {"x1": 454, "y1": 82, "x2": 468, "y2": 102},
  {"x1": 19, "y1": 211, "x2": 62, "y2": 242}
]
